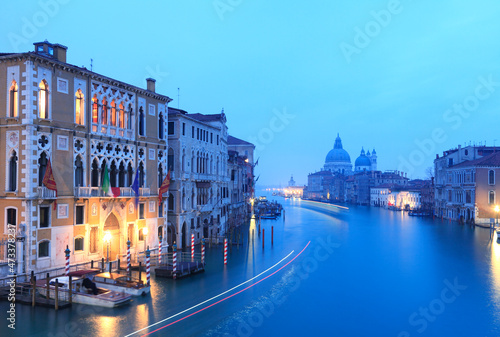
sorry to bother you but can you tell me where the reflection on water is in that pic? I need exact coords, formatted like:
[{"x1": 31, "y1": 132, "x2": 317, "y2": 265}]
[{"x1": 491, "y1": 232, "x2": 500, "y2": 323}]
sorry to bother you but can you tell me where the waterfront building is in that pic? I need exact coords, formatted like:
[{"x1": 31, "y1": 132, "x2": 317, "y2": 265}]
[
  {"x1": 0, "y1": 41, "x2": 171, "y2": 275},
  {"x1": 347, "y1": 170, "x2": 409, "y2": 205},
  {"x1": 304, "y1": 171, "x2": 333, "y2": 200},
  {"x1": 371, "y1": 181, "x2": 425, "y2": 210},
  {"x1": 227, "y1": 149, "x2": 251, "y2": 230},
  {"x1": 434, "y1": 145, "x2": 500, "y2": 222},
  {"x1": 227, "y1": 135, "x2": 255, "y2": 200},
  {"x1": 166, "y1": 107, "x2": 230, "y2": 248}
]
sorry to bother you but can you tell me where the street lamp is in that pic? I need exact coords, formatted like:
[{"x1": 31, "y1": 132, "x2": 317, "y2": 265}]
[
  {"x1": 143, "y1": 227, "x2": 148, "y2": 253},
  {"x1": 103, "y1": 231, "x2": 111, "y2": 262}
]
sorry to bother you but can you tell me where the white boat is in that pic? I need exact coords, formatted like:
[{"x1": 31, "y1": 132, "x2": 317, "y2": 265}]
[
  {"x1": 90, "y1": 272, "x2": 150, "y2": 296},
  {"x1": 37, "y1": 276, "x2": 132, "y2": 308}
]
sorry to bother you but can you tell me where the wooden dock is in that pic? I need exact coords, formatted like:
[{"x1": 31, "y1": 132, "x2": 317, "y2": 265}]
[
  {"x1": 155, "y1": 261, "x2": 205, "y2": 279},
  {"x1": 0, "y1": 283, "x2": 71, "y2": 309}
]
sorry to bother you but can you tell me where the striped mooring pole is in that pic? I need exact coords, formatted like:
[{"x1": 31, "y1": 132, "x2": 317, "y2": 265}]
[
  {"x1": 191, "y1": 233, "x2": 195, "y2": 260},
  {"x1": 224, "y1": 238, "x2": 228, "y2": 265},
  {"x1": 146, "y1": 246, "x2": 151, "y2": 286},
  {"x1": 201, "y1": 237, "x2": 205, "y2": 265},
  {"x1": 158, "y1": 235, "x2": 163, "y2": 265},
  {"x1": 173, "y1": 242, "x2": 177, "y2": 279},
  {"x1": 127, "y1": 239, "x2": 131, "y2": 273},
  {"x1": 65, "y1": 245, "x2": 70, "y2": 276}
]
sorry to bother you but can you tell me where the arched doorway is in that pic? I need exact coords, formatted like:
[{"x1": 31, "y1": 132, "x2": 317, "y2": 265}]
[
  {"x1": 181, "y1": 222, "x2": 187, "y2": 249},
  {"x1": 167, "y1": 223, "x2": 176, "y2": 249},
  {"x1": 103, "y1": 213, "x2": 121, "y2": 261},
  {"x1": 203, "y1": 219, "x2": 209, "y2": 238}
]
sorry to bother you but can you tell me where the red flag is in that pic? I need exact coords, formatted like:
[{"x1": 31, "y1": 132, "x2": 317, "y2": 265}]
[
  {"x1": 42, "y1": 158, "x2": 58, "y2": 210},
  {"x1": 158, "y1": 170, "x2": 171, "y2": 204},
  {"x1": 111, "y1": 187, "x2": 121, "y2": 198}
]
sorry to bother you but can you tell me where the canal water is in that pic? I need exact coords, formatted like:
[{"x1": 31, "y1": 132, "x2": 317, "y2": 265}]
[{"x1": 3, "y1": 195, "x2": 500, "y2": 336}]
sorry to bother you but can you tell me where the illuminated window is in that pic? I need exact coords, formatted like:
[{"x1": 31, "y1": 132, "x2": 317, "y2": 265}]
[
  {"x1": 39, "y1": 80, "x2": 49, "y2": 119},
  {"x1": 92, "y1": 96, "x2": 98, "y2": 124},
  {"x1": 101, "y1": 98, "x2": 108, "y2": 125},
  {"x1": 75, "y1": 89, "x2": 84, "y2": 125},
  {"x1": 127, "y1": 105, "x2": 133, "y2": 130},
  {"x1": 119, "y1": 103, "x2": 125, "y2": 128},
  {"x1": 110, "y1": 100, "x2": 116, "y2": 126},
  {"x1": 9, "y1": 81, "x2": 18, "y2": 117}
]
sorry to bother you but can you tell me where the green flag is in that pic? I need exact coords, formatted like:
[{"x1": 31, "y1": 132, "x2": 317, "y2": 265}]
[{"x1": 102, "y1": 165, "x2": 111, "y2": 196}]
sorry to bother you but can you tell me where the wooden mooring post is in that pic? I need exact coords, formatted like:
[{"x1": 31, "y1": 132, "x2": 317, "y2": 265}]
[
  {"x1": 262, "y1": 229, "x2": 265, "y2": 249},
  {"x1": 31, "y1": 272, "x2": 36, "y2": 307},
  {"x1": 271, "y1": 226, "x2": 274, "y2": 245},
  {"x1": 138, "y1": 262, "x2": 142, "y2": 282},
  {"x1": 46, "y1": 273, "x2": 50, "y2": 302},
  {"x1": 68, "y1": 276, "x2": 72, "y2": 304},
  {"x1": 54, "y1": 279, "x2": 59, "y2": 310},
  {"x1": 101, "y1": 258, "x2": 105, "y2": 272}
]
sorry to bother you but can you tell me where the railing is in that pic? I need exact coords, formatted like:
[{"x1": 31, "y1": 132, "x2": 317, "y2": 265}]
[
  {"x1": 140, "y1": 188, "x2": 150, "y2": 196},
  {"x1": 37, "y1": 186, "x2": 56, "y2": 198},
  {"x1": 0, "y1": 258, "x2": 120, "y2": 287},
  {"x1": 73, "y1": 187, "x2": 151, "y2": 197}
]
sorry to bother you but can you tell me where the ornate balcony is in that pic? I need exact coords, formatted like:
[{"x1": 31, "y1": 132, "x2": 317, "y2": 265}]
[
  {"x1": 37, "y1": 186, "x2": 56, "y2": 199},
  {"x1": 73, "y1": 186, "x2": 151, "y2": 198}
]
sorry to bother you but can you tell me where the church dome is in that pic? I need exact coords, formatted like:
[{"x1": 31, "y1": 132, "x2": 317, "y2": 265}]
[
  {"x1": 325, "y1": 134, "x2": 351, "y2": 163},
  {"x1": 355, "y1": 148, "x2": 372, "y2": 167}
]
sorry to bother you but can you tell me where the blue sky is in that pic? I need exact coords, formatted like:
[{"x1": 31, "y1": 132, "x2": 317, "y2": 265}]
[{"x1": 2, "y1": 0, "x2": 500, "y2": 186}]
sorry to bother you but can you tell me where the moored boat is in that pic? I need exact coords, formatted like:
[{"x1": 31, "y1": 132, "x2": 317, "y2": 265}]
[
  {"x1": 90, "y1": 271, "x2": 150, "y2": 296},
  {"x1": 37, "y1": 276, "x2": 132, "y2": 308}
]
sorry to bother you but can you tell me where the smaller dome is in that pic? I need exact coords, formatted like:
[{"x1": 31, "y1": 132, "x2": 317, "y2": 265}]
[
  {"x1": 355, "y1": 147, "x2": 372, "y2": 167},
  {"x1": 355, "y1": 156, "x2": 372, "y2": 167}
]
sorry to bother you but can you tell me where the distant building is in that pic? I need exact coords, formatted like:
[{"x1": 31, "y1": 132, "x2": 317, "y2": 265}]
[
  {"x1": 304, "y1": 171, "x2": 332, "y2": 200},
  {"x1": 354, "y1": 148, "x2": 377, "y2": 172},
  {"x1": 348, "y1": 171, "x2": 409, "y2": 205},
  {"x1": 288, "y1": 175, "x2": 296, "y2": 187},
  {"x1": 324, "y1": 134, "x2": 352, "y2": 175}
]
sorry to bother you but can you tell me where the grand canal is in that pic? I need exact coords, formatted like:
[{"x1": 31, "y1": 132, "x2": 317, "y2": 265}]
[{"x1": 3, "y1": 196, "x2": 500, "y2": 336}]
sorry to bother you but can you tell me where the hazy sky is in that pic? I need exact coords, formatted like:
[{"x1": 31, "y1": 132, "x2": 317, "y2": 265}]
[{"x1": 3, "y1": 0, "x2": 500, "y2": 186}]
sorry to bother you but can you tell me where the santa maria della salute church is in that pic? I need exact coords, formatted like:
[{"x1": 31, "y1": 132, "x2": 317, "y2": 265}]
[{"x1": 323, "y1": 134, "x2": 377, "y2": 175}]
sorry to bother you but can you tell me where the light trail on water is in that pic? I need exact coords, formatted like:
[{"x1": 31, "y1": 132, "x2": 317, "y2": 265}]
[{"x1": 124, "y1": 243, "x2": 310, "y2": 337}]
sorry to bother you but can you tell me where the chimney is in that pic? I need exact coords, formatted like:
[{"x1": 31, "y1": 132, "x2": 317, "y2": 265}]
[
  {"x1": 52, "y1": 44, "x2": 67, "y2": 63},
  {"x1": 146, "y1": 78, "x2": 156, "y2": 92}
]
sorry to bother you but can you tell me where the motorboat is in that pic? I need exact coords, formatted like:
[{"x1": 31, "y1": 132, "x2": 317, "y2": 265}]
[
  {"x1": 37, "y1": 275, "x2": 132, "y2": 308},
  {"x1": 90, "y1": 272, "x2": 150, "y2": 296}
]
